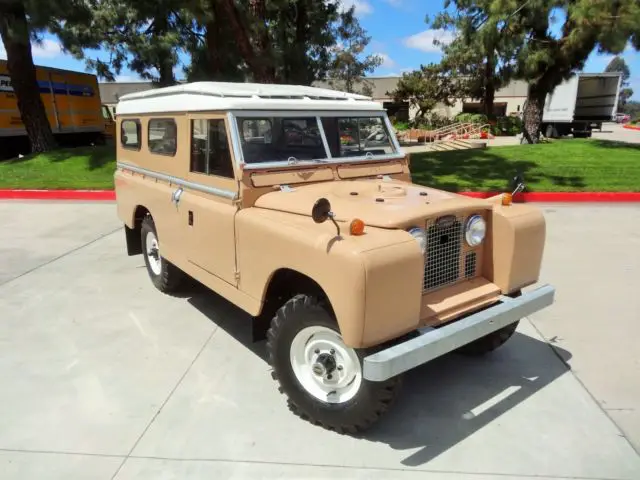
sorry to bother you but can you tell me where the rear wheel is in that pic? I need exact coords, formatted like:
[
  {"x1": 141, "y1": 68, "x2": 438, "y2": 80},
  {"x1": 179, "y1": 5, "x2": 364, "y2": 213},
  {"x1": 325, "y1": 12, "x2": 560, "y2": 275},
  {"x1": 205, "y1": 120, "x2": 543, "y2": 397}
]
[
  {"x1": 266, "y1": 294, "x2": 401, "y2": 434},
  {"x1": 140, "y1": 214, "x2": 185, "y2": 293}
]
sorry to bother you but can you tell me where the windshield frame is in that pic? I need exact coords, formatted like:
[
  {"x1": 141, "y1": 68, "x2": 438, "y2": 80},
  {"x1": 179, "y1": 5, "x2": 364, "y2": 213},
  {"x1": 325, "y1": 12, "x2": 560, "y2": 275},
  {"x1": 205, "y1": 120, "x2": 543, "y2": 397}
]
[{"x1": 227, "y1": 110, "x2": 404, "y2": 171}]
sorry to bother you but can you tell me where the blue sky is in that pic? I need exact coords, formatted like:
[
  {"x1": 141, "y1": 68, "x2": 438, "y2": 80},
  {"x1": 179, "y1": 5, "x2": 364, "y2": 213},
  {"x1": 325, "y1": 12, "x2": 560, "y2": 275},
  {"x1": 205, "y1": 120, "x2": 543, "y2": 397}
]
[{"x1": 1, "y1": 0, "x2": 638, "y2": 99}]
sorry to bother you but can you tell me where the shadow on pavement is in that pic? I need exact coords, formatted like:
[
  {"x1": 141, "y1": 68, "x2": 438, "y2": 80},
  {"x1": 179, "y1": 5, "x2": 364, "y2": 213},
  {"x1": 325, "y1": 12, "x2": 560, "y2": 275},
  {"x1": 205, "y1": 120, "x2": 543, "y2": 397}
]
[{"x1": 186, "y1": 286, "x2": 571, "y2": 468}]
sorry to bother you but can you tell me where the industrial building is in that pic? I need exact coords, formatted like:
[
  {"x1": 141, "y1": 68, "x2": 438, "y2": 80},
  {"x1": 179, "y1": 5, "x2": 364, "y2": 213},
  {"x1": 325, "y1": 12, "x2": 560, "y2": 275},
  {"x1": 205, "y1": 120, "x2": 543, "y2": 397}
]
[{"x1": 99, "y1": 76, "x2": 529, "y2": 121}]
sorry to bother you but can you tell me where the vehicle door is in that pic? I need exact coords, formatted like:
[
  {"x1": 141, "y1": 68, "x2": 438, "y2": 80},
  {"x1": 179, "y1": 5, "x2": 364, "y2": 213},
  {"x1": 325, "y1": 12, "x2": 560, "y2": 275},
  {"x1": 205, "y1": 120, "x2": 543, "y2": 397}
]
[
  {"x1": 47, "y1": 72, "x2": 67, "y2": 133},
  {"x1": 180, "y1": 114, "x2": 239, "y2": 286},
  {"x1": 102, "y1": 105, "x2": 115, "y2": 139}
]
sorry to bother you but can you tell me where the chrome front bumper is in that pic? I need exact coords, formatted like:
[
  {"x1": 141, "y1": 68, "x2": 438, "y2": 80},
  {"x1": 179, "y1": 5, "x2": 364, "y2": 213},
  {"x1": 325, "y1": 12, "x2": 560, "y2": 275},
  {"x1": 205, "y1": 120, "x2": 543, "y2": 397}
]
[{"x1": 362, "y1": 284, "x2": 556, "y2": 381}]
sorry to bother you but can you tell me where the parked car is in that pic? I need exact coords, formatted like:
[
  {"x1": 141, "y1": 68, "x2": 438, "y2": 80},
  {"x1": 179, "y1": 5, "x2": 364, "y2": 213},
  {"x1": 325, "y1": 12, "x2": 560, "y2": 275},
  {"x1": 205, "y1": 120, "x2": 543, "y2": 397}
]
[
  {"x1": 616, "y1": 113, "x2": 631, "y2": 123},
  {"x1": 113, "y1": 81, "x2": 556, "y2": 433}
]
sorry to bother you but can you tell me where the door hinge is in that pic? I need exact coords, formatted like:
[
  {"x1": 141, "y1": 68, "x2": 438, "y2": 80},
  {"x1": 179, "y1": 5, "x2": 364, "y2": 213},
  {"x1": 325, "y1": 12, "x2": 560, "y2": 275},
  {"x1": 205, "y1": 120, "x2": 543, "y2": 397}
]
[{"x1": 234, "y1": 270, "x2": 241, "y2": 281}]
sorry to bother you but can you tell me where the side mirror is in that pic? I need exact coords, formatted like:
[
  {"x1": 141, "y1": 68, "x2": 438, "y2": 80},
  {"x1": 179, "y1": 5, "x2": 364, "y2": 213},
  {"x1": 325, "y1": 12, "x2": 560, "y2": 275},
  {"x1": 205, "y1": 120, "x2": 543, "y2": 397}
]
[
  {"x1": 510, "y1": 171, "x2": 526, "y2": 195},
  {"x1": 312, "y1": 198, "x2": 341, "y2": 236},
  {"x1": 312, "y1": 198, "x2": 332, "y2": 224}
]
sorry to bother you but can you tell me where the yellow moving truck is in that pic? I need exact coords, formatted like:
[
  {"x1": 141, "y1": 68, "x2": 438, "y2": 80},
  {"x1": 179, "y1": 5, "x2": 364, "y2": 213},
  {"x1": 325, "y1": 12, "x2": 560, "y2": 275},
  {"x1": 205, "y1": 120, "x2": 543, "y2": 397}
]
[{"x1": 0, "y1": 60, "x2": 114, "y2": 156}]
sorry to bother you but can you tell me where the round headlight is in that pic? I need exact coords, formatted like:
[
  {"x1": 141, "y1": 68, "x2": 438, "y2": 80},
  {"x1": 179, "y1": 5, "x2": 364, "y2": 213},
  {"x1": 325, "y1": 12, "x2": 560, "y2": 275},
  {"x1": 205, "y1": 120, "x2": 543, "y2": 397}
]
[
  {"x1": 408, "y1": 227, "x2": 427, "y2": 255},
  {"x1": 465, "y1": 215, "x2": 486, "y2": 246}
]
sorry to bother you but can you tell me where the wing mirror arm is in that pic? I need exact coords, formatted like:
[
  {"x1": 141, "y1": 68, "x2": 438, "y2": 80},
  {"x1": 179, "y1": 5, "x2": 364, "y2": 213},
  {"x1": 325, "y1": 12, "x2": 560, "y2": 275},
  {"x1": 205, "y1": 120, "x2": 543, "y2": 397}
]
[
  {"x1": 312, "y1": 198, "x2": 341, "y2": 236},
  {"x1": 510, "y1": 171, "x2": 526, "y2": 196}
]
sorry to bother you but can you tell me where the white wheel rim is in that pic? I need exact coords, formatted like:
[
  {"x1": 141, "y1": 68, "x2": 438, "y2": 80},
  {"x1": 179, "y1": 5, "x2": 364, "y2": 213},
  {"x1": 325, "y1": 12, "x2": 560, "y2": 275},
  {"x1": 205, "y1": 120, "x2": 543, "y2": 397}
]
[
  {"x1": 145, "y1": 231, "x2": 162, "y2": 275},
  {"x1": 289, "y1": 325, "x2": 362, "y2": 404}
]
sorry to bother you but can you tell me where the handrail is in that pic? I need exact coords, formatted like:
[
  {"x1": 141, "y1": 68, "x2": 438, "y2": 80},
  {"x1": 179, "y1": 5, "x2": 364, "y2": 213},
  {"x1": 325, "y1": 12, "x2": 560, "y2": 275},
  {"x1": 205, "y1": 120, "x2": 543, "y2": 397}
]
[{"x1": 396, "y1": 120, "x2": 491, "y2": 144}]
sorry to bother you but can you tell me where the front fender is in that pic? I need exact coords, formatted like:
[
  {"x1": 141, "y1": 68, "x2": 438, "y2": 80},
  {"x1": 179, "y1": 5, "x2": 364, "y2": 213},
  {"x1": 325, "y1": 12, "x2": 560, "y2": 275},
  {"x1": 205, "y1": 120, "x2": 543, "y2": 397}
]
[{"x1": 235, "y1": 208, "x2": 423, "y2": 348}]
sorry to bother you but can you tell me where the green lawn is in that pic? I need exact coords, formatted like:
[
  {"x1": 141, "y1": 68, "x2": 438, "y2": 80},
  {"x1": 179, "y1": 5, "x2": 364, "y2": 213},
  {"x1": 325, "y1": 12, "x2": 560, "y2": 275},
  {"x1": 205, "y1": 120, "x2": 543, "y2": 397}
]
[
  {"x1": 1, "y1": 138, "x2": 639, "y2": 191},
  {"x1": 0, "y1": 145, "x2": 116, "y2": 189},
  {"x1": 409, "y1": 139, "x2": 640, "y2": 192}
]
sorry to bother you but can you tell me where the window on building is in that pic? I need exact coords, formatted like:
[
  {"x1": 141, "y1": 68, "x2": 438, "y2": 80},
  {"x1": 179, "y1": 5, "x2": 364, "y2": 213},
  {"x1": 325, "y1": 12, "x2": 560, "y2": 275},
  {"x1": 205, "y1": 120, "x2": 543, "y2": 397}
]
[
  {"x1": 148, "y1": 118, "x2": 177, "y2": 156},
  {"x1": 190, "y1": 119, "x2": 234, "y2": 178},
  {"x1": 121, "y1": 119, "x2": 140, "y2": 150}
]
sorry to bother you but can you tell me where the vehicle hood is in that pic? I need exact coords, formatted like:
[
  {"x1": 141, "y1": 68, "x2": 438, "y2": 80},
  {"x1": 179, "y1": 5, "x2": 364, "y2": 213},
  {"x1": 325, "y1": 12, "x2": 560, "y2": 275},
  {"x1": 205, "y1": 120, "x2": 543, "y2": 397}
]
[{"x1": 253, "y1": 179, "x2": 492, "y2": 229}]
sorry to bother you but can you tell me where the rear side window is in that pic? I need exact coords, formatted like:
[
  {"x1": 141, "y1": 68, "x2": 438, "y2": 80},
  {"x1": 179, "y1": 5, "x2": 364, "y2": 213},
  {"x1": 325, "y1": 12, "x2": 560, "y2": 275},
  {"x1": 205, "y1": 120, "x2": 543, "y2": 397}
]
[
  {"x1": 148, "y1": 118, "x2": 177, "y2": 156},
  {"x1": 121, "y1": 119, "x2": 140, "y2": 150},
  {"x1": 190, "y1": 119, "x2": 234, "y2": 178}
]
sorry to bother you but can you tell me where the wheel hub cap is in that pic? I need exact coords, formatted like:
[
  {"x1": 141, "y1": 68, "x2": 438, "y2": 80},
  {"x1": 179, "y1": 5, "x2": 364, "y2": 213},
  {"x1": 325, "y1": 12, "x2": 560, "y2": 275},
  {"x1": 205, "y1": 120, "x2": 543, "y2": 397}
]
[
  {"x1": 145, "y1": 232, "x2": 162, "y2": 275},
  {"x1": 289, "y1": 325, "x2": 362, "y2": 404}
]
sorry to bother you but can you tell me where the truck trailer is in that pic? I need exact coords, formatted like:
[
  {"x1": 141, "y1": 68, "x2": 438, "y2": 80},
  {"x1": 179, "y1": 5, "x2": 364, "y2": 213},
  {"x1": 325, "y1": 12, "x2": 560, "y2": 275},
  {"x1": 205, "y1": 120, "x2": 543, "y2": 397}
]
[
  {"x1": 540, "y1": 72, "x2": 622, "y2": 139},
  {"x1": 0, "y1": 60, "x2": 114, "y2": 157}
]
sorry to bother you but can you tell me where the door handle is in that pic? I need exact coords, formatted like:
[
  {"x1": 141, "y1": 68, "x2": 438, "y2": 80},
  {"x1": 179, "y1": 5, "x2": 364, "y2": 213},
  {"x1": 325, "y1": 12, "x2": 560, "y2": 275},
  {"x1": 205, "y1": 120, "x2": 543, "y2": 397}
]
[{"x1": 171, "y1": 187, "x2": 183, "y2": 206}]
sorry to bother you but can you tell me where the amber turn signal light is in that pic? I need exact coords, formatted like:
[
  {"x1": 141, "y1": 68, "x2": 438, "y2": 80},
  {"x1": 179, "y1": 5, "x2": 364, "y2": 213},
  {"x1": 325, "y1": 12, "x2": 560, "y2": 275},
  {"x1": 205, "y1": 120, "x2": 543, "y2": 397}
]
[
  {"x1": 502, "y1": 192, "x2": 513, "y2": 206},
  {"x1": 350, "y1": 218, "x2": 366, "y2": 236}
]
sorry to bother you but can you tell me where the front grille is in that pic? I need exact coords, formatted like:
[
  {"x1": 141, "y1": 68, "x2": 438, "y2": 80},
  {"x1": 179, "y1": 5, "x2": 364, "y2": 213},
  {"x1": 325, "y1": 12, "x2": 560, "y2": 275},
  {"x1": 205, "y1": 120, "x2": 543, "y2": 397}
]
[
  {"x1": 465, "y1": 252, "x2": 477, "y2": 278},
  {"x1": 422, "y1": 214, "x2": 483, "y2": 293},
  {"x1": 423, "y1": 216, "x2": 463, "y2": 291}
]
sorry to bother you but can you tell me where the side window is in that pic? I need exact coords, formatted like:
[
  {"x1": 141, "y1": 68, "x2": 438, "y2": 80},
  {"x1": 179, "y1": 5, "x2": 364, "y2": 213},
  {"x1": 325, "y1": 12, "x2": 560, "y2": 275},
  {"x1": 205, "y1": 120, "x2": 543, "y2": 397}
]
[
  {"x1": 121, "y1": 119, "x2": 140, "y2": 150},
  {"x1": 148, "y1": 118, "x2": 177, "y2": 156},
  {"x1": 190, "y1": 119, "x2": 235, "y2": 178}
]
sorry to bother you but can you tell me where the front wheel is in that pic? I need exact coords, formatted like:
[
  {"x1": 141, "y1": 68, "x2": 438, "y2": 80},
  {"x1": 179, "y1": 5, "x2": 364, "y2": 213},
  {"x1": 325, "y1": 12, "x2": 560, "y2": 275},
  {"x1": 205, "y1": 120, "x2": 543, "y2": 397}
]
[{"x1": 266, "y1": 294, "x2": 401, "y2": 434}]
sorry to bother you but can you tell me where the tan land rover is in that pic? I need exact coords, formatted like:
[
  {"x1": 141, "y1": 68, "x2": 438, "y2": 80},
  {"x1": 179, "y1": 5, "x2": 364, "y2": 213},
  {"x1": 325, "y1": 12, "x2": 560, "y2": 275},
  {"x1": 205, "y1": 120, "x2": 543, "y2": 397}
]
[{"x1": 114, "y1": 82, "x2": 555, "y2": 433}]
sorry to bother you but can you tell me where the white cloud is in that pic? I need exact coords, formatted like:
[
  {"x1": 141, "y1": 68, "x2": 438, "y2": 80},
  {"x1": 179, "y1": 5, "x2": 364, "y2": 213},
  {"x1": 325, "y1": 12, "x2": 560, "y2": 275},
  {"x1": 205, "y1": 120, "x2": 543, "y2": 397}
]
[
  {"x1": 0, "y1": 38, "x2": 62, "y2": 60},
  {"x1": 403, "y1": 29, "x2": 455, "y2": 53},
  {"x1": 32, "y1": 39, "x2": 62, "y2": 58},
  {"x1": 339, "y1": 0, "x2": 373, "y2": 16},
  {"x1": 376, "y1": 53, "x2": 396, "y2": 69}
]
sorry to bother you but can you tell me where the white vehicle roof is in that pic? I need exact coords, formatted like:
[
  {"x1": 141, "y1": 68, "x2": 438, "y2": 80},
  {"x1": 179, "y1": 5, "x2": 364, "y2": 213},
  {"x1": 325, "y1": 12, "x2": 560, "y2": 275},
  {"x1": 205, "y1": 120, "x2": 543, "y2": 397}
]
[{"x1": 116, "y1": 81, "x2": 385, "y2": 115}]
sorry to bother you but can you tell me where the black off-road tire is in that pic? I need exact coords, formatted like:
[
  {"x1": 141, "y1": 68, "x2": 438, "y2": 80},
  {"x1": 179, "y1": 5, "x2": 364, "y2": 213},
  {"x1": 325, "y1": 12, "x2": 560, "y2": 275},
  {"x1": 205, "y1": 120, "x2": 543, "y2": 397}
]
[
  {"x1": 456, "y1": 290, "x2": 522, "y2": 356},
  {"x1": 266, "y1": 294, "x2": 402, "y2": 434},
  {"x1": 140, "y1": 214, "x2": 185, "y2": 293}
]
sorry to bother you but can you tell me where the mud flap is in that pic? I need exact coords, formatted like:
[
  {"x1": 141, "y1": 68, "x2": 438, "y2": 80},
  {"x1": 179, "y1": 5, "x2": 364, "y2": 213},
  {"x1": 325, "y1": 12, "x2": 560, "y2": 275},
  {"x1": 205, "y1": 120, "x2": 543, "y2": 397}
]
[{"x1": 125, "y1": 225, "x2": 142, "y2": 256}]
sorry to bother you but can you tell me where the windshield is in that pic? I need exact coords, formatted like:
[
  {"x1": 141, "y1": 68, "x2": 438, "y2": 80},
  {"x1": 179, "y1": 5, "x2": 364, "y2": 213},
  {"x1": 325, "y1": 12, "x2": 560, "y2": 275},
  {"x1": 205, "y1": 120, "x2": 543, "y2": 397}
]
[{"x1": 235, "y1": 114, "x2": 397, "y2": 165}]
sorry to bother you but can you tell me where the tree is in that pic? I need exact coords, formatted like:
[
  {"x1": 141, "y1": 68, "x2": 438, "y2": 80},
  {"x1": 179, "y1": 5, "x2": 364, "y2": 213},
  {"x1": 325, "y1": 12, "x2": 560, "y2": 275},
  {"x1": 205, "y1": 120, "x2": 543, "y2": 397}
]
[
  {"x1": 183, "y1": 0, "x2": 247, "y2": 82},
  {"x1": 605, "y1": 56, "x2": 634, "y2": 110},
  {"x1": 432, "y1": 1, "x2": 640, "y2": 143},
  {"x1": 325, "y1": 6, "x2": 382, "y2": 94},
  {"x1": 186, "y1": 0, "x2": 345, "y2": 85},
  {"x1": 53, "y1": 0, "x2": 189, "y2": 86},
  {"x1": 504, "y1": 0, "x2": 640, "y2": 143},
  {"x1": 389, "y1": 65, "x2": 460, "y2": 121},
  {"x1": 0, "y1": 1, "x2": 57, "y2": 152},
  {"x1": 429, "y1": 0, "x2": 516, "y2": 119}
]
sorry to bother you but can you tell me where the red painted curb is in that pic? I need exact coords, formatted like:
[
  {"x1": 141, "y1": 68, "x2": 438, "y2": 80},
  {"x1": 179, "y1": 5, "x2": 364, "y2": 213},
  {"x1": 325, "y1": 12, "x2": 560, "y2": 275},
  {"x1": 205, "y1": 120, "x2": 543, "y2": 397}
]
[
  {"x1": 1, "y1": 190, "x2": 640, "y2": 202},
  {"x1": 458, "y1": 191, "x2": 640, "y2": 202},
  {"x1": 623, "y1": 124, "x2": 640, "y2": 131},
  {"x1": 0, "y1": 190, "x2": 116, "y2": 200}
]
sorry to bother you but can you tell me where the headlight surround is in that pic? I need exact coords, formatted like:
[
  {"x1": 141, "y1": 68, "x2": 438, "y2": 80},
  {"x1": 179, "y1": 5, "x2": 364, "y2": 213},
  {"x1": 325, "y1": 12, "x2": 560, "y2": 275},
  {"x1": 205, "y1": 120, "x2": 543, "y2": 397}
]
[
  {"x1": 408, "y1": 227, "x2": 427, "y2": 255},
  {"x1": 465, "y1": 214, "x2": 486, "y2": 246}
]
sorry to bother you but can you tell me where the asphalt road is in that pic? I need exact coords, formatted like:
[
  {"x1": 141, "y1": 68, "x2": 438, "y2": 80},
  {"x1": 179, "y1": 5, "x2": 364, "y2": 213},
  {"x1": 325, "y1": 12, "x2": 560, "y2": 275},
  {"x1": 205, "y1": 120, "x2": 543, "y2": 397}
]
[{"x1": 0, "y1": 201, "x2": 639, "y2": 480}]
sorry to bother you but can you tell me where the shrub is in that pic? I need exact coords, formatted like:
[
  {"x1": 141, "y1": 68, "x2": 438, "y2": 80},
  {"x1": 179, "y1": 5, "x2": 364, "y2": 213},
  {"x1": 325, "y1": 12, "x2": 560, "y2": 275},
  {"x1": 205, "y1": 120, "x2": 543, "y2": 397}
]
[
  {"x1": 492, "y1": 115, "x2": 522, "y2": 136},
  {"x1": 412, "y1": 113, "x2": 455, "y2": 130},
  {"x1": 393, "y1": 121, "x2": 410, "y2": 131},
  {"x1": 455, "y1": 113, "x2": 489, "y2": 125}
]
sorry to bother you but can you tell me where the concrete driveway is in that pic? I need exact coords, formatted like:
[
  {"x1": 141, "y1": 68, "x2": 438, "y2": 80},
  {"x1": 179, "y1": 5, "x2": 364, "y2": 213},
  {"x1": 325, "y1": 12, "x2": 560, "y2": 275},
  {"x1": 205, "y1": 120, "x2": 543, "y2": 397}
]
[{"x1": 1, "y1": 201, "x2": 639, "y2": 480}]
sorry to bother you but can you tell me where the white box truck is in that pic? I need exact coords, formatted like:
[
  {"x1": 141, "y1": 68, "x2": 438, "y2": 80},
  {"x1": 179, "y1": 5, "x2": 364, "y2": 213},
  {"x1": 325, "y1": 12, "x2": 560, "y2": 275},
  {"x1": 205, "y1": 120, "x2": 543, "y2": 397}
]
[{"x1": 540, "y1": 72, "x2": 622, "y2": 138}]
